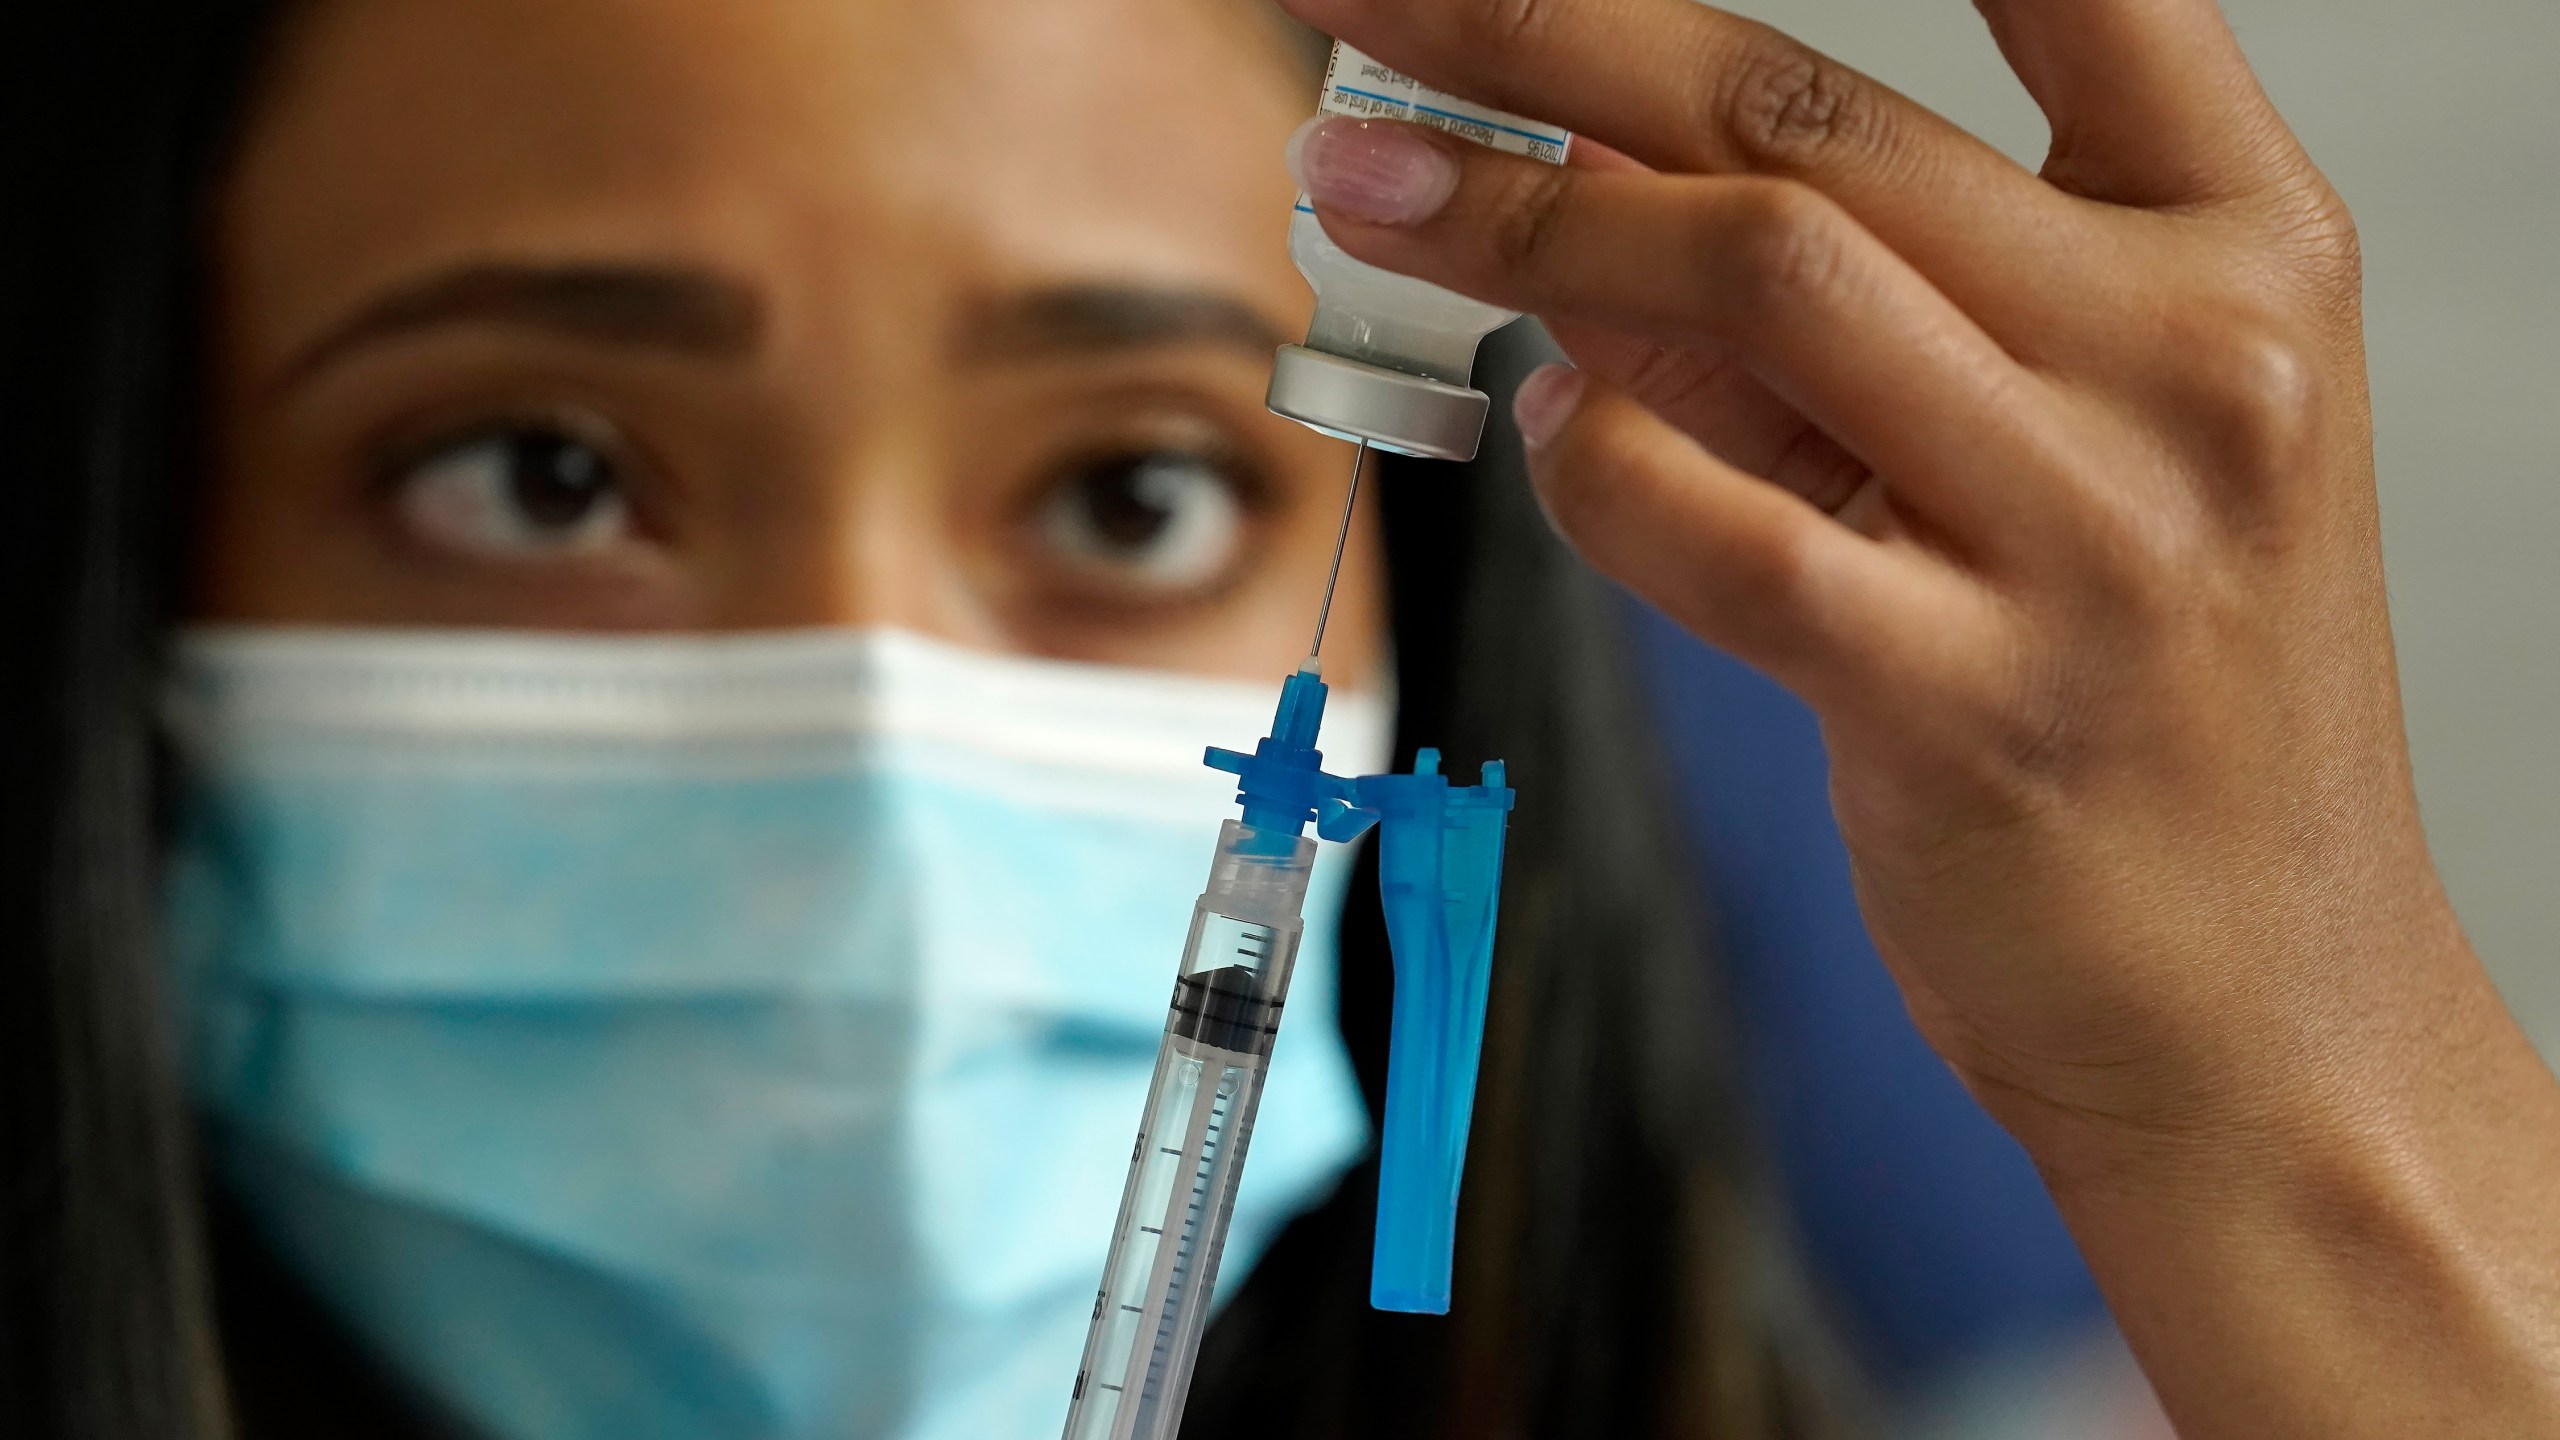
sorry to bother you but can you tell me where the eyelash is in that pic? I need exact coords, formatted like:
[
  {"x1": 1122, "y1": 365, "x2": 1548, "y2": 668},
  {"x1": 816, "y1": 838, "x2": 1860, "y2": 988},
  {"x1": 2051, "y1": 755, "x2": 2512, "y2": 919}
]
[{"x1": 374, "y1": 404, "x2": 654, "y2": 503}]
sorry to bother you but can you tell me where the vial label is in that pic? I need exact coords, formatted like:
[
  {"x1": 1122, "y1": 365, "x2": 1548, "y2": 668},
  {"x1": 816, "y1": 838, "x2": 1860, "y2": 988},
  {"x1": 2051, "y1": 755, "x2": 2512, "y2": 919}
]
[{"x1": 1318, "y1": 44, "x2": 1571, "y2": 165}]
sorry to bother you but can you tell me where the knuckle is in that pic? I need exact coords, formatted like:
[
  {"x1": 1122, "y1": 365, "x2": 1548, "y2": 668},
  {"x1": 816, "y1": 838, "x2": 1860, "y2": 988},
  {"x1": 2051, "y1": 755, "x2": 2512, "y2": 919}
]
[
  {"x1": 1669, "y1": 509, "x2": 1832, "y2": 664},
  {"x1": 2273, "y1": 183, "x2": 2364, "y2": 295},
  {"x1": 2165, "y1": 303, "x2": 2330, "y2": 488},
  {"x1": 2072, "y1": 482, "x2": 2215, "y2": 609},
  {"x1": 1719, "y1": 36, "x2": 1871, "y2": 172},
  {"x1": 1711, "y1": 180, "x2": 1849, "y2": 332},
  {"x1": 1486, "y1": 162, "x2": 1579, "y2": 275},
  {"x1": 1762, "y1": 424, "x2": 1870, "y2": 514},
  {"x1": 1961, "y1": 612, "x2": 2126, "y2": 797},
  {"x1": 2033, "y1": 425, "x2": 2224, "y2": 615},
  {"x1": 1985, "y1": 662, "x2": 2107, "y2": 791},
  {"x1": 1617, "y1": 343, "x2": 1739, "y2": 429},
  {"x1": 1457, "y1": 0, "x2": 1554, "y2": 51},
  {"x1": 1617, "y1": 342, "x2": 1705, "y2": 406},
  {"x1": 1739, "y1": 518, "x2": 1830, "y2": 622}
]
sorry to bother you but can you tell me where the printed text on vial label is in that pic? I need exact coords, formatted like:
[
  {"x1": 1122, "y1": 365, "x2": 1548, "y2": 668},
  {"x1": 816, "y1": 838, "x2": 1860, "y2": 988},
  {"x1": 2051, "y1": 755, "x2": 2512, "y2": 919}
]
[{"x1": 1319, "y1": 45, "x2": 1570, "y2": 166}]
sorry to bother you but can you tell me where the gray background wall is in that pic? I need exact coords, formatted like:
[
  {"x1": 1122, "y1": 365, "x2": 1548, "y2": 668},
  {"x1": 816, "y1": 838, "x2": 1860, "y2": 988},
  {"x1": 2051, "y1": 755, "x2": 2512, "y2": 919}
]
[{"x1": 1718, "y1": 0, "x2": 2560, "y2": 1055}]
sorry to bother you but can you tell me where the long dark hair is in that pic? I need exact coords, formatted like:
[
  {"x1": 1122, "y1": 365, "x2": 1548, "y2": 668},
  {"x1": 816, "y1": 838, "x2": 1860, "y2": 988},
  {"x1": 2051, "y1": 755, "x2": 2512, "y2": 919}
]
[
  {"x1": 1, "y1": 3, "x2": 282, "y2": 1436},
  {"x1": 0, "y1": 5, "x2": 1857, "y2": 1438}
]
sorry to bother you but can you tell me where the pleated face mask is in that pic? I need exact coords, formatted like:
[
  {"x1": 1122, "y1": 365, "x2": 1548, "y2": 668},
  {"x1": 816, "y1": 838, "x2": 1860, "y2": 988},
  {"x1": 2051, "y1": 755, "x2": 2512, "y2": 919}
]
[{"x1": 162, "y1": 627, "x2": 1386, "y2": 1440}]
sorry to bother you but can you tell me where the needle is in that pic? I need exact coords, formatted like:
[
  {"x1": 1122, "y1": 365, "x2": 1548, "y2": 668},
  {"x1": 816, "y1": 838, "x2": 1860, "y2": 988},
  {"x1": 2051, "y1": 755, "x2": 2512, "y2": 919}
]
[{"x1": 1305, "y1": 439, "x2": 1368, "y2": 673}]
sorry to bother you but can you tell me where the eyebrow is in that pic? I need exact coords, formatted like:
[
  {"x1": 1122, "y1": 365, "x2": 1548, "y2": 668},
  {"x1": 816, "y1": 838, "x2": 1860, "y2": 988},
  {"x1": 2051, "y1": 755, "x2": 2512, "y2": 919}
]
[
  {"x1": 957, "y1": 284, "x2": 1289, "y2": 363},
  {"x1": 283, "y1": 262, "x2": 765, "y2": 384}
]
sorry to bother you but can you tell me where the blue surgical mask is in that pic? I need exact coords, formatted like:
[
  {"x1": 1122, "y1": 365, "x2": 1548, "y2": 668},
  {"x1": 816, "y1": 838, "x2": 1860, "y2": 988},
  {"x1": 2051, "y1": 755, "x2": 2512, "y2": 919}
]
[{"x1": 162, "y1": 627, "x2": 1386, "y2": 1440}]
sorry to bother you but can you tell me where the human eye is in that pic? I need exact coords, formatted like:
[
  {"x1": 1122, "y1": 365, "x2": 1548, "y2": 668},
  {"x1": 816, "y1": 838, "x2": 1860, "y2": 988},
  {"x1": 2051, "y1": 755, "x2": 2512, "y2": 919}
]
[
  {"x1": 384, "y1": 415, "x2": 639, "y2": 561},
  {"x1": 1028, "y1": 446, "x2": 1264, "y2": 598}
]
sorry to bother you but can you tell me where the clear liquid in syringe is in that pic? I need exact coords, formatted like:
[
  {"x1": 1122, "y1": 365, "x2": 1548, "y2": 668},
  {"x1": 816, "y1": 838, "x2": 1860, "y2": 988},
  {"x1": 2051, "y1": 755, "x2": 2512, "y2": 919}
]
[{"x1": 1064, "y1": 901, "x2": 1296, "y2": 1440}]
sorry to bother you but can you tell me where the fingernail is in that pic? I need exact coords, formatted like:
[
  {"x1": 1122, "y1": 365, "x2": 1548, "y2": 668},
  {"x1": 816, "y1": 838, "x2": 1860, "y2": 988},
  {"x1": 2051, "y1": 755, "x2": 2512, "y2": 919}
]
[
  {"x1": 1512, "y1": 365, "x2": 1586, "y2": 449},
  {"x1": 1285, "y1": 115, "x2": 1458, "y2": 226}
]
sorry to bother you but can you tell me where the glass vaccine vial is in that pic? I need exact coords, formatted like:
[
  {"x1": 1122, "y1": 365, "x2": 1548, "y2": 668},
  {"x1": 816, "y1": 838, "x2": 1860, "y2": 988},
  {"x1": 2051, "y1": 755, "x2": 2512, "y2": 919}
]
[{"x1": 1267, "y1": 44, "x2": 1572, "y2": 462}]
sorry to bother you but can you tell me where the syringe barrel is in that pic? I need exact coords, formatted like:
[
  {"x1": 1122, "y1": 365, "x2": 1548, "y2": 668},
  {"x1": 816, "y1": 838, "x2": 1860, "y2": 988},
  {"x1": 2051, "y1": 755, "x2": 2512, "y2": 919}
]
[
  {"x1": 1168, "y1": 821, "x2": 1315, "y2": 1054},
  {"x1": 1062, "y1": 820, "x2": 1318, "y2": 1440}
]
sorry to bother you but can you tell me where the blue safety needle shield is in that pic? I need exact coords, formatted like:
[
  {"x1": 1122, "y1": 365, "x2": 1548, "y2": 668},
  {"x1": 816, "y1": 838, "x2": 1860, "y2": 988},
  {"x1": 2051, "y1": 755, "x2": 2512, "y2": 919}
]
[
  {"x1": 1206, "y1": 669, "x2": 1516, "y2": 1317},
  {"x1": 1346, "y1": 750, "x2": 1511, "y2": 1313}
]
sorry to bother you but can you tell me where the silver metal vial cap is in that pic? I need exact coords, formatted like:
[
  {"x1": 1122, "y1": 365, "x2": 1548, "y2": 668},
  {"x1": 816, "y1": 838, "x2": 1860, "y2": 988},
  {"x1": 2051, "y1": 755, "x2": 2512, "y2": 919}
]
[{"x1": 1265, "y1": 345, "x2": 1490, "y2": 463}]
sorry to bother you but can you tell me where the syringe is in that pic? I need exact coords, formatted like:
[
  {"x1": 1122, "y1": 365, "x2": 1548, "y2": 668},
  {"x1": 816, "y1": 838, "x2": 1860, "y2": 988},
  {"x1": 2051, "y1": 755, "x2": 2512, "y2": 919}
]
[
  {"x1": 1063, "y1": 446, "x2": 1515, "y2": 1440},
  {"x1": 1062, "y1": 447, "x2": 1367, "y2": 1440},
  {"x1": 1059, "y1": 805, "x2": 1319, "y2": 1440}
]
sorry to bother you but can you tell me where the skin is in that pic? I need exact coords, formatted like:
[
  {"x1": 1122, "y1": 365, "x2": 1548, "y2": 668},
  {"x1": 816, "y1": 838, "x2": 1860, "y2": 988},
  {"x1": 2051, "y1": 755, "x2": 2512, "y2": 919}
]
[
  {"x1": 201, "y1": 0, "x2": 1381, "y2": 686},
  {"x1": 1283, "y1": 0, "x2": 2560, "y2": 1433}
]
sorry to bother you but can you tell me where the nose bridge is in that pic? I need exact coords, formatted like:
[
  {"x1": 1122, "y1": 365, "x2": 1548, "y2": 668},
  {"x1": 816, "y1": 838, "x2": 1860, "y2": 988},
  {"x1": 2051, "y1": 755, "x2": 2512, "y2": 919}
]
[
  {"x1": 719, "y1": 431, "x2": 981, "y2": 642},
  {"x1": 825, "y1": 440, "x2": 982, "y2": 640},
  {"x1": 713, "y1": 245, "x2": 1001, "y2": 643}
]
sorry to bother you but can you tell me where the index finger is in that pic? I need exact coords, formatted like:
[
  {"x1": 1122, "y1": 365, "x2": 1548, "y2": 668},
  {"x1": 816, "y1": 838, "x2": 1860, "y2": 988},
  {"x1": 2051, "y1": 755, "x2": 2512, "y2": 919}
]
[{"x1": 1281, "y1": 0, "x2": 2070, "y2": 260}]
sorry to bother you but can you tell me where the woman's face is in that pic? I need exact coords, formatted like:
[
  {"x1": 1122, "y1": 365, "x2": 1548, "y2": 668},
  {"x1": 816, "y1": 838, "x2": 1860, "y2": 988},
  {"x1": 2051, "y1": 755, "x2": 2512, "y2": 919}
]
[{"x1": 201, "y1": 0, "x2": 1379, "y2": 682}]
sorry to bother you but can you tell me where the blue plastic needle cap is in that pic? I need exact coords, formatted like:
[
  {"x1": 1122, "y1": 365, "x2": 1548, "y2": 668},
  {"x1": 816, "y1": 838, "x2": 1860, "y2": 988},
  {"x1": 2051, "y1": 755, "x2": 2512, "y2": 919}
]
[{"x1": 1360, "y1": 749, "x2": 1515, "y2": 1314}]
